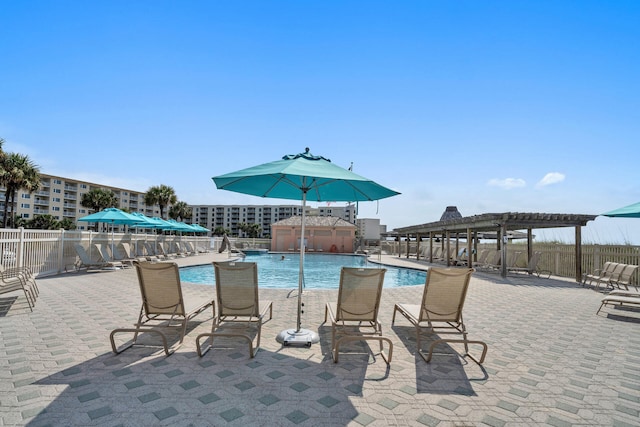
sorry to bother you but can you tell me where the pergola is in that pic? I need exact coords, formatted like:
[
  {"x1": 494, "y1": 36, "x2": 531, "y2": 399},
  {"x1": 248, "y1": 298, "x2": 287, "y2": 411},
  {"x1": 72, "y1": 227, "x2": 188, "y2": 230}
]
[{"x1": 387, "y1": 212, "x2": 598, "y2": 280}]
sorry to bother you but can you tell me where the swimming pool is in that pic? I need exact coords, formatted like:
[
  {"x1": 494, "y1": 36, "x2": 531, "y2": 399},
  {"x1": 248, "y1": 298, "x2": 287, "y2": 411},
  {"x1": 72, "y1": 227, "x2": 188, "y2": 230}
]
[{"x1": 179, "y1": 253, "x2": 426, "y2": 289}]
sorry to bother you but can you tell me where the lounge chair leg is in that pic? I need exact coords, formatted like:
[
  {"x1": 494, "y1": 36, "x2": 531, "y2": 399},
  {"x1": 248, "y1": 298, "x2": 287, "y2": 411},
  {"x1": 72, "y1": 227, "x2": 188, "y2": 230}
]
[
  {"x1": 196, "y1": 332, "x2": 256, "y2": 358},
  {"x1": 424, "y1": 339, "x2": 487, "y2": 365},
  {"x1": 110, "y1": 328, "x2": 172, "y2": 356},
  {"x1": 332, "y1": 336, "x2": 393, "y2": 365}
]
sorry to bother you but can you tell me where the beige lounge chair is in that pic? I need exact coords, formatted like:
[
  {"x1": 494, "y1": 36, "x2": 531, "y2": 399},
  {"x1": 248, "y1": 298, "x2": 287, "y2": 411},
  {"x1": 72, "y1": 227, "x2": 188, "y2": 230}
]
[
  {"x1": 582, "y1": 261, "x2": 616, "y2": 288},
  {"x1": 113, "y1": 242, "x2": 137, "y2": 265},
  {"x1": 94, "y1": 244, "x2": 127, "y2": 269},
  {"x1": 73, "y1": 243, "x2": 120, "y2": 271},
  {"x1": 143, "y1": 242, "x2": 163, "y2": 261},
  {"x1": 508, "y1": 251, "x2": 551, "y2": 278},
  {"x1": 607, "y1": 264, "x2": 639, "y2": 291},
  {"x1": 592, "y1": 262, "x2": 626, "y2": 291},
  {"x1": 183, "y1": 242, "x2": 200, "y2": 255},
  {"x1": 471, "y1": 249, "x2": 490, "y2": 268},
  {"x1": 110, "y1": 261, "x2": 214, "y2": 356},
  {"x1": 431, "y1": 247, "x2": 442, "y2": 261},
  {"x1": 120, "y1": 242, "x2": 148, "y2": 263},
  {"x1": 0, "y1": 263, "x2": 39, "y2": 296},
  {"x1": 1, "y1": 265, "x2": 38, "y2": 311},
  {"x1": 507, "y1": 251, "x2": 523, "y2": 269},
  {"x1": 392, "y1": 267, "x2": 487, "y2": 364},
  {"x1": 196, "y1": 261, "x2": 272, "y2": 358},
  {"x1": 597, "y1": 293, "x2": 640, "y2": 316},
  {"x1": 478, "y1": 249, "x2": 501, "y2": 271},
  {"x1": 324, "y1": 267, "x2": 392, "y2": 364},
  {"x1": 453, "y1": 248, "x2": 468, "y2": 266}
]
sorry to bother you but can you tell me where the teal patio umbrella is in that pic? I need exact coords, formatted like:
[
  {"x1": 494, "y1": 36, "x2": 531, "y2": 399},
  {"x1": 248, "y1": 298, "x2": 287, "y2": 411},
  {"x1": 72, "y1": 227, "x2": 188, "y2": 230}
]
[
  {"x1": 213, "y1": 147, "x2": 400, "y2": 346},
  {"x1": 78, "y1": 207, "x2": 140, "y2": 256},
  {"x1": 129, "y1": 212, "x2": 165, "y2": 255},
  {"x1": 602, "y1": 202, "x2": 640, "y2": 218}
]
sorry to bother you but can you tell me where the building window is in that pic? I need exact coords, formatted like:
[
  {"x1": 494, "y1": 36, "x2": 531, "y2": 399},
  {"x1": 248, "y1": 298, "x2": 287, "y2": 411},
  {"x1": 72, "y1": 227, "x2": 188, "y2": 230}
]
[
  {"x1": 53, "y1": 197, "x2": 61, "y2": 202},
  {"x1": 53, "y1": 188, "x2": 61, "y2": 193},
  {"x1": 53, "y1": 179, "x2": 62, "y2": 184},
  {"x1": 20, "y1": 203, "x2": 30, "y2": 209},
  {"x1": 52, "y1": 206, "x2": 60, "y2": 211}
]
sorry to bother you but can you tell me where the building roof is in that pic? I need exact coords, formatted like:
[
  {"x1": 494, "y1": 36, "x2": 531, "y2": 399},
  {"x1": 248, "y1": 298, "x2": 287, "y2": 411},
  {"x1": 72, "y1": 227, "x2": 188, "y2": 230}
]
[
  {"x1": 389, "y1": 212, "x2": 598, "y2": 236},
  {"x1": 272, "y1": 215, "x2": 356, "y2": 228}
]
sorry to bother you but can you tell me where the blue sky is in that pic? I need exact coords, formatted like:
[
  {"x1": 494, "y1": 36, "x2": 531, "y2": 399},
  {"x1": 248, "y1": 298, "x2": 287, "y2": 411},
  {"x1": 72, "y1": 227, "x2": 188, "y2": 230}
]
[{"x1": 1, "y1": 1, "x2": 639, "y2": 243}]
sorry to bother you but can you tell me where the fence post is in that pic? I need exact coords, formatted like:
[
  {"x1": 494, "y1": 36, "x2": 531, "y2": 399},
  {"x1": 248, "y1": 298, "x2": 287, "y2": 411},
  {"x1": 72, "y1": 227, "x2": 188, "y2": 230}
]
[
  {"x1": 58, "y1": 229, "x2": 65, "y2": 274},
  {"x1": 17, "y1": 227, "x2": 25, "y2": 269}
]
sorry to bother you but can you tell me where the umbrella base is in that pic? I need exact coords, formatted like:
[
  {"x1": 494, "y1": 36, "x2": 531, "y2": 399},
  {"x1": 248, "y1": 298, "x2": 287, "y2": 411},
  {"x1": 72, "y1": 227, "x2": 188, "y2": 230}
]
[{"x1": 276, "y1": 328, "x2": 320, "y2": 347}]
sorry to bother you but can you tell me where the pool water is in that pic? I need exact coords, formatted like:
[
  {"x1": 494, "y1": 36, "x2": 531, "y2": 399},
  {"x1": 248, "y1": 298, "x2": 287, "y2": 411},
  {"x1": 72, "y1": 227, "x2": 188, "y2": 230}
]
[{"x1": 179, "y1": 253, "x2": 426, "y2": 289}]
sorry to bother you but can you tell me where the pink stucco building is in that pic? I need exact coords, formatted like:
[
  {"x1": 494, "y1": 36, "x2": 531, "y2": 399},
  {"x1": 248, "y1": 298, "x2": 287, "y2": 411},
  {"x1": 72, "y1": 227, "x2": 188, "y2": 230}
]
[{"x1": 270, "y1": 216, "x2": 356, "y2": 253}]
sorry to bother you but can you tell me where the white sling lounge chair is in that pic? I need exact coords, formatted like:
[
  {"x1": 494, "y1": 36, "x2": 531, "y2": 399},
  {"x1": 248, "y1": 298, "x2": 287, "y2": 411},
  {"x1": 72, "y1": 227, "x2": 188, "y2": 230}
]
[
  {"x1": 392, "y1": 267, "x2": 487, "y2": 364},
  {"x1": 110, "y1": 261, "x2": 214, "y2": 356},
  {"x1": 196, "y1": 261, "x2": 272, "y2": 358},
  {"x1": 324, "y1": 267, "x2": 392, "y2": 364}
]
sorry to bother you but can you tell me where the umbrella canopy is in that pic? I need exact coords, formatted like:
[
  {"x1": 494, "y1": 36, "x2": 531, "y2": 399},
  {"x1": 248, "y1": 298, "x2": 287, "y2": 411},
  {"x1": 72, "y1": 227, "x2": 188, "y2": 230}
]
[
  {"x1": 213, "y1": 148, "x2": 399, "y2": 202},
  {"x1": 147, "y1": 217, "x2": 175, "y2": 230},
  {"x1": 189, "y1": 224, "x2": 210, "y2": 233},
  {"x1": 78, "y1": 207, "x2": 139, "y2": 225},
  {"x1": 166, "y1": 219, "x2": 196, "y2": 232},
  {"x1": 602, "y1": 202, "x2": 640, "y2": 218},
  {"x1": 213, "y1": 148, "x2": 400, "y2": 346},
  {"x1": 130, "y1": 212, "x2": 163, "y2": 229}
]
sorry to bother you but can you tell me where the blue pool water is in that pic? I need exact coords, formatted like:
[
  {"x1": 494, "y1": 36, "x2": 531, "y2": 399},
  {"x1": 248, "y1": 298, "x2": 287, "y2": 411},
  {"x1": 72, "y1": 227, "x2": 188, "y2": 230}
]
[{"x1": 179, "y1": 253, "x2": 426, "y2": 289}]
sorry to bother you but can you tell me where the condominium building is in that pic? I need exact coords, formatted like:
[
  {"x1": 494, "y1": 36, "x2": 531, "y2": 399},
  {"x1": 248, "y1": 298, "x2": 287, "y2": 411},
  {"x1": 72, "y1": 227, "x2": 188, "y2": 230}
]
[
  {"x1": 355, "y1": 218, "x2": 387, "y2": 244},
  {"x1": 2, "y1": 174, "x2": 162, "y2": 231},
  {"x1": 191, "y1": 203, "x2": 357, "y2": 238},
  {"x1": 2, "y1": 173, "x2": 359, "y2": 237}
]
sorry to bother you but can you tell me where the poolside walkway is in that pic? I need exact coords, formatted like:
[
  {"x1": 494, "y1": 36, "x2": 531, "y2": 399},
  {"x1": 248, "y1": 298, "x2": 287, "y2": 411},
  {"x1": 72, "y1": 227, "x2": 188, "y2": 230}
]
[{"x1": 1, "y1": 252, "x2": 639, "y2": 426}]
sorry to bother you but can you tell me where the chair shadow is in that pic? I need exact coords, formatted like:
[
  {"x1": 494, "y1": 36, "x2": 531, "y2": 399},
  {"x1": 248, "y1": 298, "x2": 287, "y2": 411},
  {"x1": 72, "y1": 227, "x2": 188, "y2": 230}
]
[
  {"x1": 599, "y1": 305, "x2": 640, "y2": 323},
  {"x1": 0, "y1": 295, "x2": 29, "y2": 317},
  {"x1": 110, "y1": 316, "x2": 212, "y2": 355},
  {"x1": 391, "y1": 325, "x2": 488, "y2": 395},
  {"x1": 316, "y1": 324, "x2": 392, "y2": 380}
]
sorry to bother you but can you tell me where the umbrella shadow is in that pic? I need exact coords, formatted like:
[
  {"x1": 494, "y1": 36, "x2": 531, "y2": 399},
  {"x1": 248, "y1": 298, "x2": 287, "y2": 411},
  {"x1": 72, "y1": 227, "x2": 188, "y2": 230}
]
[
  {"x1": 28, "y1": 341, "x2": 366, "y2": 426},
  {"x1": 391, "y1": 325, "x2": 488, "y2": 395}
]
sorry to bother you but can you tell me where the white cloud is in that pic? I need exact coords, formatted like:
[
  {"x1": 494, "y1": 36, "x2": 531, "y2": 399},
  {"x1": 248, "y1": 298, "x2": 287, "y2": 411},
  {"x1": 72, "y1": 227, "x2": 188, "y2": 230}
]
[
  {"x1": 487, "y1": 178, "x2": 526, "y2": 190},
  {"x1": 536, "y1": 172, "x2": 565, "y2": 188}
]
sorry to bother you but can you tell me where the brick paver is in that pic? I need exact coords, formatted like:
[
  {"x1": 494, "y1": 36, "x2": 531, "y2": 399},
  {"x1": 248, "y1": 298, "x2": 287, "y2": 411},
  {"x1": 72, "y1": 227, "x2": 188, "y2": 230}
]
[{"x1": 1, "y1": 253, "x2": 638, "y2": 426}]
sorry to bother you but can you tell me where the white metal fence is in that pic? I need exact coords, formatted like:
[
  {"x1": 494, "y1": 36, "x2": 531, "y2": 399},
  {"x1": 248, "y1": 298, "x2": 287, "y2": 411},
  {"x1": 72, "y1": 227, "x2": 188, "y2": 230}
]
[
  {"x1": 6, "y1": 228, "x2": 639, "y2": 286},
  {"x1": 0, "y1": 228, "x2": 212, "y2": 277},
  {"x1": 379, "y1": 240, "x2": 640, "y2": 285}
]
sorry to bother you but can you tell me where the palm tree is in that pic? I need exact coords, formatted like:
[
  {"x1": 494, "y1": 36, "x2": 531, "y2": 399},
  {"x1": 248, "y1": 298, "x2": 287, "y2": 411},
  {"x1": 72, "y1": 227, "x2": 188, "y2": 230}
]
[
  {"x1": 144, "y1": 184, "x2": 177, "y2": 220},
  {"x1": 27, "y1": 214, "x2": 60, "y2": 230},
  {"x1": 80, "y1": 188, "x2": 118, "y2": 231},
  {"x1": 169, "y1": 201, "x2": 192, "y2": 222},
  {"x1": 0, "y1": 152, "x2": 41, "y2": 228},
  {"x1": 212, "y1": 226, "x2": 229, "y2": 236}
]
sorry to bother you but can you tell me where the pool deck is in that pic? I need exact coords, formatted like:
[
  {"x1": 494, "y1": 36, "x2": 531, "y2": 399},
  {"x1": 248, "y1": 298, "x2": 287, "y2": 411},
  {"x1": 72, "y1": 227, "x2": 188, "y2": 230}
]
[{"x1": 1, "y1": 252, "x2": 639, "y2": 426}]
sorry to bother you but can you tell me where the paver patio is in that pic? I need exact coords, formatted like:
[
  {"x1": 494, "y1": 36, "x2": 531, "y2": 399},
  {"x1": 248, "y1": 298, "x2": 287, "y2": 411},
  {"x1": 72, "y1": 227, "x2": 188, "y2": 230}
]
[{"x1": 1, "y1": 253, "x2": 639, "y2": 426}]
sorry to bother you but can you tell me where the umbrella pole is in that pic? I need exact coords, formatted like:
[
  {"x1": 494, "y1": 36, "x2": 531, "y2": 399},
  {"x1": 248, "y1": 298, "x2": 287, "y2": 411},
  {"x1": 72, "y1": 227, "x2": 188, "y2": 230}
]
[
  {"x1": 276, "y1": 189, "x2": 319, "y2": 347},
  {"x1": 296, "y1": 196, "x2": 306, "y2": 332}
]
